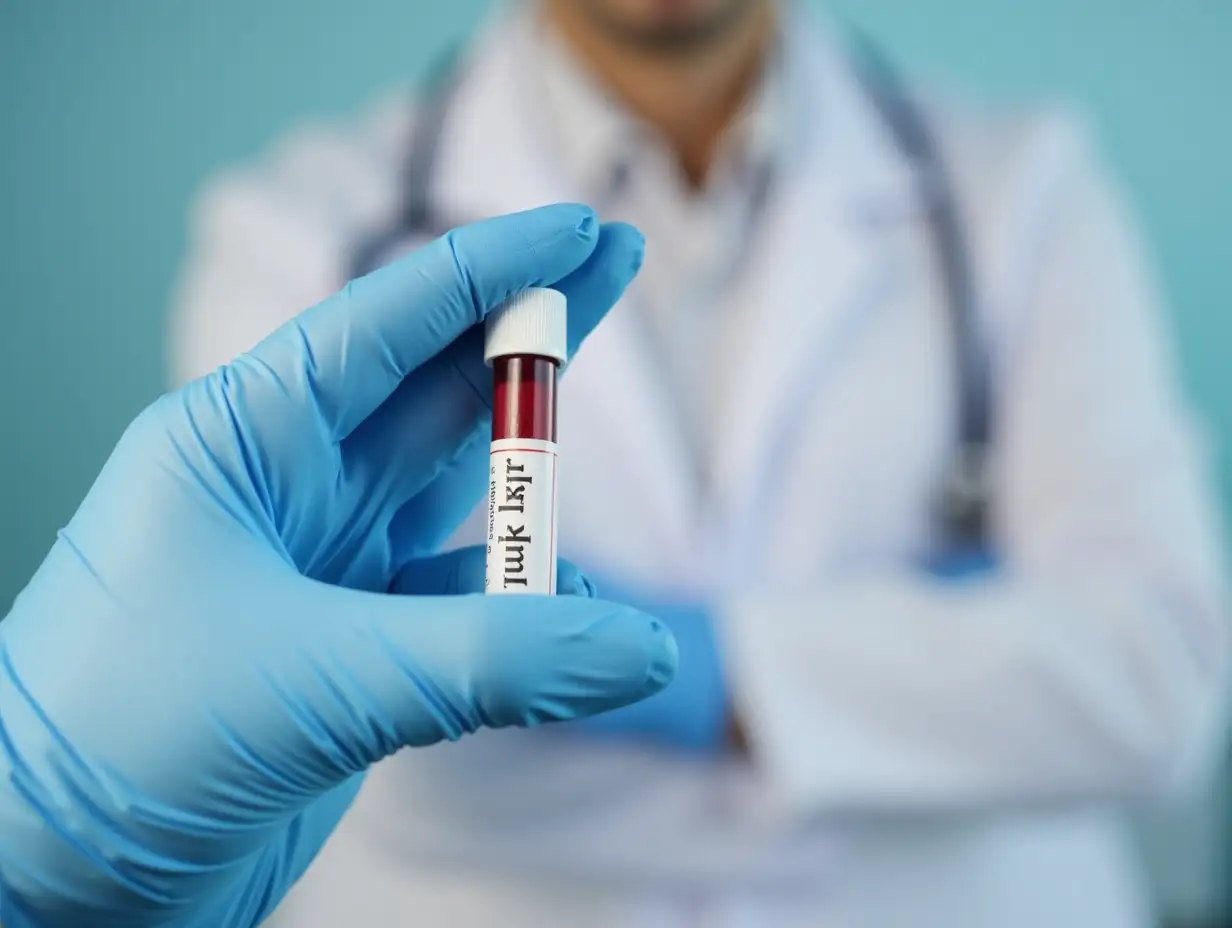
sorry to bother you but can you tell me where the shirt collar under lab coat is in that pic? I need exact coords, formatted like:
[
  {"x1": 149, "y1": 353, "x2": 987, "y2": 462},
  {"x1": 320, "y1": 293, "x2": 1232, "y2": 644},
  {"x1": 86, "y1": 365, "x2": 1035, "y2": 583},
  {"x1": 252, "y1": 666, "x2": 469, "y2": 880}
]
[
  {"x1": 437, "y1": 1, "x2": 916, "y2": 222},
  {"x1": 522, "y1": 3, "x2": 797, "y2": 203}
]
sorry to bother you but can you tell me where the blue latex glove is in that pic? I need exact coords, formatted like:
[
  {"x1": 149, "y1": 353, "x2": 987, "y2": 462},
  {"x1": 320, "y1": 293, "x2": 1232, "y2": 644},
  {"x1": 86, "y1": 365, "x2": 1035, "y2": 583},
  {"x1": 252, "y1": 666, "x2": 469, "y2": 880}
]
[
  {"x1": 0, "y1": 204, "x2": 677, "y2": 928},
  {"x1": 565, "y1": 576, "x2": 729, "y2": 755}
]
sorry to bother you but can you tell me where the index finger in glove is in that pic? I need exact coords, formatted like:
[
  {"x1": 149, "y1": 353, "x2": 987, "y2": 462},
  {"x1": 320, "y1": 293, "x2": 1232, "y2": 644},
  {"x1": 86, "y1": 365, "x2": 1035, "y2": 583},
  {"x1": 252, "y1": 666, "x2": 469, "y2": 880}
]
[{"x1": 243, "y1": 203, "x2": 601, "y2": 442}]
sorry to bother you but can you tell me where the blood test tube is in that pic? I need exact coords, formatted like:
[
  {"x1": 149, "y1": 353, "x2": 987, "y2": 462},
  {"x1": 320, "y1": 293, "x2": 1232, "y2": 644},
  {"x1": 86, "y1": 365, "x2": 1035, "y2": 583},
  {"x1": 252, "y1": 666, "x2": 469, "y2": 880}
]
[{"x1": 483, "y1": 287, "x2": 567, "y2": 595}]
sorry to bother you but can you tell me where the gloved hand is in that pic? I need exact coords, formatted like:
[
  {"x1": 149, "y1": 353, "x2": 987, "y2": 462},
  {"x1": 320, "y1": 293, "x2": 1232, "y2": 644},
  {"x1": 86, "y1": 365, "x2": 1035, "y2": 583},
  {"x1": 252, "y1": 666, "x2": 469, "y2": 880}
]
[
  {"x1": 0, "y1": 204, "x2": 677, "y2": 928},
  {"x1": 558, "y1": 543, "x2": 1001, "y2": 759},
  {"x1": 564, "y1": 575, "x2": 729, "y2": 755}
]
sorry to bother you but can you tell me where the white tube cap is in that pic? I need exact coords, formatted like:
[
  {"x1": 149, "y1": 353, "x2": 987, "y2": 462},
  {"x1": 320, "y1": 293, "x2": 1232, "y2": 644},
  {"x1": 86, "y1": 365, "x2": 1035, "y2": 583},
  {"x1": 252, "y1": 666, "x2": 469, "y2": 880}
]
[{"x1": 483, "y1": 287, "x2": 568, "y2": 366}]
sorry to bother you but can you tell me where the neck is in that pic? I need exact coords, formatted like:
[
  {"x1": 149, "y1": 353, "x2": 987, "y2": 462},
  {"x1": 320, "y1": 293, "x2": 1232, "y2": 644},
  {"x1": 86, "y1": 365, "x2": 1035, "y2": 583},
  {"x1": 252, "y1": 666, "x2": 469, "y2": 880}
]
[{"x1": 540, "y1": 0, "x2": 778, "y2": 187}]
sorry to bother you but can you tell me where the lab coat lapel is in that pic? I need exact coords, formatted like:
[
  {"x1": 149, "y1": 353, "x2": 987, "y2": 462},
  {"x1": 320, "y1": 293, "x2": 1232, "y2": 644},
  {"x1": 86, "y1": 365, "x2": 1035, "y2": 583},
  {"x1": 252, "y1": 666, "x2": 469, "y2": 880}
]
[
  {"x1": 707, "y1": 24, "x2": 917, "y2": 566},
  {"x1": 431, "y1": 13, "x2": 566, "y2": 220},
  {"x1": 435, "y1": 12, "x2": 699, "y2": 576}
]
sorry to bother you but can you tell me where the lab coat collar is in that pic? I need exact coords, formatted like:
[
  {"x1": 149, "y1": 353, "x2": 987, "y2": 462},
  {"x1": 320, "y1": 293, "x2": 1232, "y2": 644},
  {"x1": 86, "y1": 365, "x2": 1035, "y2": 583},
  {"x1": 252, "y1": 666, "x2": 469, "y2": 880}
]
[
  {"x1": 791, "y1": 6, "x2": 918, "y2": 208},
  {"x1": 523, "y1": 8, "x2": 642, "y2": 199}
]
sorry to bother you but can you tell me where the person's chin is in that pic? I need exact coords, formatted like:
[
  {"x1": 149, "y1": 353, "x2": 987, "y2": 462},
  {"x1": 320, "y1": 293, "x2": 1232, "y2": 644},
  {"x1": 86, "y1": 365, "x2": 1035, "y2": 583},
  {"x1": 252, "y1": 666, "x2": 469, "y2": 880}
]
[{"x1": 584, "y1": 0, "x2": 757, "y2": 54}]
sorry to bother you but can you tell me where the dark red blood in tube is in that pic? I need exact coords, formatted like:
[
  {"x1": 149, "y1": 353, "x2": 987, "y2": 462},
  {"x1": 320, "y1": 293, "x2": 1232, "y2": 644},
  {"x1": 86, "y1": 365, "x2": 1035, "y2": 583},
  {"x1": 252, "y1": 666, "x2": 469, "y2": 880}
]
[{"x1": 492, "y1": 355, "x2": 558, "y2": 442}]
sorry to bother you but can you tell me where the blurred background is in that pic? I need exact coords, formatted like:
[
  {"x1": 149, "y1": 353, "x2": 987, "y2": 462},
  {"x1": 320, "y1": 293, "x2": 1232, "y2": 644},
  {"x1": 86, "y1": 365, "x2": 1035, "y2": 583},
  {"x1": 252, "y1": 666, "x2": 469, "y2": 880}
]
[{"x1": 1, "y1": 1, "x2": 1230, "y2": 924}]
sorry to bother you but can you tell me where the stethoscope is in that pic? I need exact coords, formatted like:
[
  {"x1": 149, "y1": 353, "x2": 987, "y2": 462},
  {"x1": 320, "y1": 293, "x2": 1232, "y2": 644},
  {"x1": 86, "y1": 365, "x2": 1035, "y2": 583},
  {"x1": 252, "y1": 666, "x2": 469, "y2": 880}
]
[{"x1": 350, "y1": 29, "x2": 993, "y2": 558}]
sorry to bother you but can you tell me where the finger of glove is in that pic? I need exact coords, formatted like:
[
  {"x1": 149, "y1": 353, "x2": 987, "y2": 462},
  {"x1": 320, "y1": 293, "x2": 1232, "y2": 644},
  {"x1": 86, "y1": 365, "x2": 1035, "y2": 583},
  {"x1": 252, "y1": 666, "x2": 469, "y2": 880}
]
[
  {"x1": 242, "y1": 204, "x2": 600, "y2": 443},
  {"x1": 390, "y1": 545, "x2": 596, "y2": 598},
  {"x1": 335, "y1": 222, "x2": 645, "y2": 533},
  {"x1": 275, "y1": 588, "x2": 678, "y2": 789}
]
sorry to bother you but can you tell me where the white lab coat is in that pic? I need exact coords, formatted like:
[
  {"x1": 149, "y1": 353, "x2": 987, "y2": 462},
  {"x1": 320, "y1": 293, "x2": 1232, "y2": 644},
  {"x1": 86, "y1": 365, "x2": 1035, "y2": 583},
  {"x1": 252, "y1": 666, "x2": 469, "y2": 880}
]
[{"x1": 169, "y1": 6, "x2": 1231, "y2": 927}]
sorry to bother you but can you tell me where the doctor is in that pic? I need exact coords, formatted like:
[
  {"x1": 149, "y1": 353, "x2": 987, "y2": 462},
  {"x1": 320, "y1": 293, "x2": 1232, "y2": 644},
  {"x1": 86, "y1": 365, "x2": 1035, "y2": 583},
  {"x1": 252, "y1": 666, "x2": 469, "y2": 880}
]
[{"x1": 171, "y1": 0, "x2": 1231, "y2": 926}]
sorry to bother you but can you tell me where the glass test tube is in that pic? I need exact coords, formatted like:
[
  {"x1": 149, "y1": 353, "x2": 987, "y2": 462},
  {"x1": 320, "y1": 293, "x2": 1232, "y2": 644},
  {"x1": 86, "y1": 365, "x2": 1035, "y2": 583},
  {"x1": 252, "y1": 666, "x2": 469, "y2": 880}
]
[{"x1": 483, "y1": 288, "x2": 566, "y2": 595}]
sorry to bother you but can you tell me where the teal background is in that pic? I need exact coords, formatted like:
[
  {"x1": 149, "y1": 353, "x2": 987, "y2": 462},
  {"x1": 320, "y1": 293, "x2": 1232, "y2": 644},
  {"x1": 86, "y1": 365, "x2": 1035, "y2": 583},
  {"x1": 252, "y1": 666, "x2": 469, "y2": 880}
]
[{"x1": 1, "y1": 0, "x2": 1229, "y2": 921}]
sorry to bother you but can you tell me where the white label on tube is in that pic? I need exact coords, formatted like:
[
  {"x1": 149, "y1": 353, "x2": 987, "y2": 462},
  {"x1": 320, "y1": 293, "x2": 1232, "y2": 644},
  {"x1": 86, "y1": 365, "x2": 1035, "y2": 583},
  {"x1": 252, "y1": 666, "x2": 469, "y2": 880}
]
[{"x1": 486, "y1": 437, "x2": 558, "y2": 595}]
